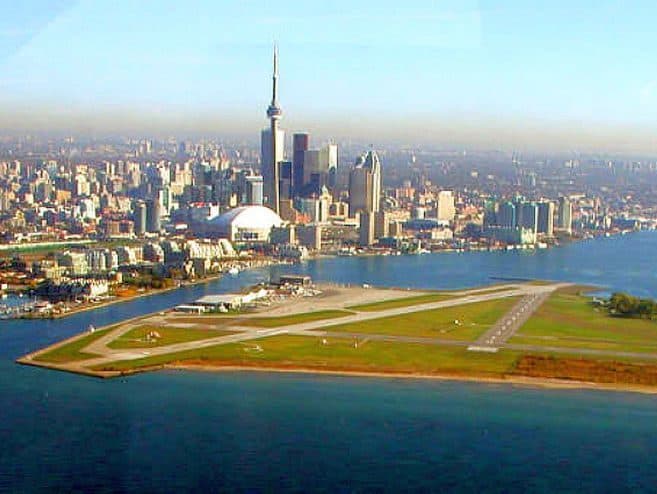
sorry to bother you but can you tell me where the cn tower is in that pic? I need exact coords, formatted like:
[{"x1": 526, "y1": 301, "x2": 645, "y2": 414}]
[{"x1": 266, "y1": 45, "x2": 283, "y2": 215}]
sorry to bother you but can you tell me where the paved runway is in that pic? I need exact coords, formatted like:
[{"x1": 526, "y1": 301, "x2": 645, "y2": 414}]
[
  {"x1": 468, "y1": 291, "x2": 553, "y2": 352},
  {"x1": 23, "y1": 281, "x2": 584, "y2": 374}
]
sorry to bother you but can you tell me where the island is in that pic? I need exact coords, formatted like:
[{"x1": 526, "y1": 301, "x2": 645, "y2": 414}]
[{"x1": 18, "y1": 279, "x2": 657, "y2": 393}]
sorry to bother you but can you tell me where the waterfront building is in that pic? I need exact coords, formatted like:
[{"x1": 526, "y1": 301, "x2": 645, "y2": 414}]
[
  {"x1": 483, "y1": 226, "x2": 537, "y2": 245},
  {"x1": 374, "y1": 211, "x2": 390, "y2": 239},
  {"x1": 518, "y1": 202, "x2": 538, "y2": 234},
  {"x1": 497, "y1": 202, "x2": 516, "y2": 228},
  {"x1": 557, "y1": 196, "x2": 573, "y2": 233},
  {"x1": 85, "y1": 249, "x2": 108, "y2": 273},
  {"x1": 389, "y1": 220, "x2": 404, "y2": 238},
  {"x1": 537, "y1": 201, "x2": 555, "y2": 236},
  {"x1": 297, "y1": 224, "x2": 322, "y2": 250},
  {"x1": 56, "y1": 251, "x2": 89, "y2": 276}
]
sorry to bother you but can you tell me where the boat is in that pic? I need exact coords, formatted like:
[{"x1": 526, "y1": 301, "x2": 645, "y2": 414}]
[{"x1": 228, "y1": 267, "x2": 240, "y2": 276}]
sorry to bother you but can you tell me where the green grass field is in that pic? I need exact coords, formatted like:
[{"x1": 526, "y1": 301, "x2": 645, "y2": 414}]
[
  {"x1": 240, "y1": 310, "x2": 353, "y2": 327},
  {"x1": 509, "y1": 288, "x2": 657, "y2": 353},
  {"x1": 34, "y1": 328, "x2": 113, "y2": 363},
  {"x1": 329, "y1": 297, "x2": 520, "y2": 339},
  {"x1": 93, "y1": 335, "x2": 522, "y2": 375},
  {"x1": 107, "y1": 325, "x2": 236, "y2": 349}
]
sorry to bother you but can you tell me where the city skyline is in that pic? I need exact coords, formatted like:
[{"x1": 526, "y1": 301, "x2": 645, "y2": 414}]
[{"x1": 3, "y1": 1, "x2": 657, "y2": 152}]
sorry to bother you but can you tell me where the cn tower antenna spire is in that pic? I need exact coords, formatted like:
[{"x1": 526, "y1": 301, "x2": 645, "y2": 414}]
[
  {"x1": 266, "y1": 43, "x2": 282, "y2": 215},
  {"x1": 272, "y1": 43, "x2": 279, "y2": 105}
]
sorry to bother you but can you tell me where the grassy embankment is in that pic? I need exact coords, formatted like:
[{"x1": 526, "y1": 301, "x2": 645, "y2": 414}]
[
  {"x1": 94, "y1": 335, "x2": 522, "y2": 375},
  {"x1": 512, "y1": 355, "x2": 657, "y2": 386},
  {"x1": 107, "y1": 325, "x2": 238, "y2": 349},
  {"x1": 509, "y1": 286, "x2": 657, "y2": 354},
  {"x1": 33, "y1": 328, "x2": 114, "y2": 363}
]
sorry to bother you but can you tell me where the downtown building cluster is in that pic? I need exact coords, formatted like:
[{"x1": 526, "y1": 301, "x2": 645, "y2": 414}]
[{"x1": 1, "y1": 49, "x2": 656, "y2": 308}]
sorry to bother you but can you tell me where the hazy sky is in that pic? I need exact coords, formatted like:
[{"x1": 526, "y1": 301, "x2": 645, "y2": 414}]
[{"x1": 2, "y1": 1, "x2": 657, "y2": 151}]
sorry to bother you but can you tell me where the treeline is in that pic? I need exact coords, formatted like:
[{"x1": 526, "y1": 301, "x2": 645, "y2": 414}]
[
  {"x1": 124, "y1": 274, "x2": 176, "y2": 290},
  {"x1": 607, "y1": 292, "x2": 657, "y2": 319}
]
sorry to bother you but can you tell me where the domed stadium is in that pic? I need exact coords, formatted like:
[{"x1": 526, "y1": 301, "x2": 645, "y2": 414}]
[{"x1": 207, "y1": 205, "x2": 283, "y2": 242}]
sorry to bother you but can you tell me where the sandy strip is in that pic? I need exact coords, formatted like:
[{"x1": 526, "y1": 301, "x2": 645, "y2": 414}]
[{"x1": 160, "y1": 363, "x2": 657, "y2": 395}]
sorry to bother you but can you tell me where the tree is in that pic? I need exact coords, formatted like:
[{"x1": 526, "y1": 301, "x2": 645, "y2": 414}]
[
  {"x1": 637, "y1": 299, "x2": 657, "y2": 320},
  {"x1": 608, "y1": 292, "x2": 656, "y2": 319}
]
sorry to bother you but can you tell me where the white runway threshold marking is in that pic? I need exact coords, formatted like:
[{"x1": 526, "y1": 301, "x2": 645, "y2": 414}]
[{"x1": 467, "y1": 346, "x2": 499, "y2": 353}]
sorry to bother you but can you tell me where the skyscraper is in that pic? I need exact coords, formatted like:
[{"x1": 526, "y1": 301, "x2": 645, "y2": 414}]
[
  {"x1": 519, "y1": 202, "x2": 538, "y2": 234},
  {"x1": 349, "y1": 150, "x2": 382, "y2": 215},
  {"x1": 261, "y1": 127, "x2": 284, "y2": 203},
  {"x1": 359, "y1": 212, "x2": 376, "y2": 246},
  {"x1": 292, "y1": 132, "x2": 309, "y2": 197},
  {"x1": 537, "y1": 201, "x2": 555, "y2": 236},
  {"x1": 279, "y1": 161, "x2": 293, "y2": 201},
  {"x1": 263, "y1": 45, "x2": 283, "y2": 214}
]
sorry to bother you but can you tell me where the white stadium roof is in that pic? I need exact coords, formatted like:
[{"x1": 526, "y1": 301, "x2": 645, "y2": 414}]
[{"x1": 207, "y1": 205, "x2": 284, "y2": 238}]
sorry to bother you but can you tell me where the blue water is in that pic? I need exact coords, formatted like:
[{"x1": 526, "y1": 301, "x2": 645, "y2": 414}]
[
  {"x1": 2, "y1": 232, "x2": 657, "y2": 492},
  {"x1": 272, "y1": 231, "x2": 657, "y2": 298}
]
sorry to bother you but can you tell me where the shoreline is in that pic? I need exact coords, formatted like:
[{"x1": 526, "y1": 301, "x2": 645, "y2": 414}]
[
  {"x1": 18, "y1": 357, "x2": 657, "y2": 395},
  {"x1": 165, "y1": 363, "x2": 657, "y2": 395},
  {"x1": 85, "y1": 361, "x2": 657, "y2": 395}
]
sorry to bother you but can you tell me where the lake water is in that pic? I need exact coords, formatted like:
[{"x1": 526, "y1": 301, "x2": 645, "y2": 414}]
[{"x1": 1, "y1": 232, "x2": 657, "y2": 492}]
